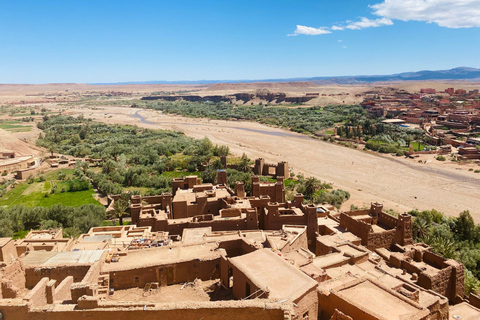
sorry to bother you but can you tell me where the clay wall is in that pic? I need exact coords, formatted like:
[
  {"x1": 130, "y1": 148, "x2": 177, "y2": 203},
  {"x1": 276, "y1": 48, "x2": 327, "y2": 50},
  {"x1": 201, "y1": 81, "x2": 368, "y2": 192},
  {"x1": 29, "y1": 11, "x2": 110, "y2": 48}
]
[
  {"x1": 277, "y1": 228, "x2": 308, "y2": 253},
  {"x1": 220, "y1": 208, "x2": 242, "y2": 218},
  {"x1": 172, "y1": 200, "x2": 189, "y2": 219},
  {"x1": 161, "y1": 215, "x2": 254, "y2": 236},
  {"x1": 319, "y1": 282, "x2": 429, "y2": 320},
  {"x1": 293, "y1": 286, "x2": 318, "y2": 320},
  {"x1": 0, "y1": 239, "x2": 18, "y2": 263},
  {"x1": 423, "y1": 251, "x2": 446, "y2": 269},
  {"x1": 23, "y1": 277, "x2": 49, "y2": 308},
  {"x1": 444, "y1": 259, "x2": 465, "y2": 301},
  {"x1": 339, "y1": 213, "x2": 371, "y2": 246},
  {"x1": 378, "y1": 211, "x2": 397, "y2": 229},
  {"x1": 54, "y1": 276, "x2": 73, "y2": 302},
  {"x1": 25, "y1": 265, "x2": 91, "y2": 289},
  {"x1": 319, "y1": 289, "x2": 379, "y2": 320},
  {"x1": 470, "y1": 293, "x2": 480, "y2": 309},
  {"x1": 0, "y1": 155, "x2": 34, "y2": 173},
  {"x1": 366, "y1": 229, "x2": 396, "y2": 250},
  {"x1": 315, "y1": 239, "x2": 334, "y2": 256},
  {"x1": 0, "y1": 301, "x2": 289, "y2": 320},
  {"x1": 81, "y1": 259, "x2": 102, "y2": 286},
  {"x1": 265, "y1": 214, "x2": 306, "y2": 233},
  {"x1": 15, "y1": 167, "x2": 40, "y2": 180},
  {"x1": 108, "y1": 258, "x2": 220, "y2": 290},
  {"x1": 330, "y1": 309, "x2": 353, "y2": 320},
  {"x1": 418, "y1": 267, "x2": 453, "y2": 301},
  {"x1": 1, "y1": 260, "x2": 26, "y2": 298}
]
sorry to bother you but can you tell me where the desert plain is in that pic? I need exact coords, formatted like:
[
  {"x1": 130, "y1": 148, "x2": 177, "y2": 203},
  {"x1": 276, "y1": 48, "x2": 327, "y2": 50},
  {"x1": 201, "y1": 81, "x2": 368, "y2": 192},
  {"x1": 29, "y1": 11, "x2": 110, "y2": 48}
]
[{"x1": 1, "y1": 81, "x2": 480, "y2": 220}]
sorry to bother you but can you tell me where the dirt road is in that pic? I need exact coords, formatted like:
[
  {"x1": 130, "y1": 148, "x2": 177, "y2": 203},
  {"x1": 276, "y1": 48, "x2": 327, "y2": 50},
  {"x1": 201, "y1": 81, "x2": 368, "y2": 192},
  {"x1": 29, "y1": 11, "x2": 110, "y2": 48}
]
[{"x1": 69, "y1": 106, "x2": 480, "y2": 220}]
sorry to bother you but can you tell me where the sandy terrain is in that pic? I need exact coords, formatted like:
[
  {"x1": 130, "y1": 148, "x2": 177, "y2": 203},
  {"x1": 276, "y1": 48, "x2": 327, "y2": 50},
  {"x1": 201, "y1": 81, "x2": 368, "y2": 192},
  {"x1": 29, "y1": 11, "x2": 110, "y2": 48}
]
[
  {"x1": 2, "y1": 80, "x2": 479, "y2": 106},
  {"x1": 0, "y1": 128, "x2": 43, "y2": 156},
  {"x1": 63, "y1": 105, "x2": 480, "y2": 221},
  {"x1": 3, "y1": 81, "x2": 480, "y2": 220}
]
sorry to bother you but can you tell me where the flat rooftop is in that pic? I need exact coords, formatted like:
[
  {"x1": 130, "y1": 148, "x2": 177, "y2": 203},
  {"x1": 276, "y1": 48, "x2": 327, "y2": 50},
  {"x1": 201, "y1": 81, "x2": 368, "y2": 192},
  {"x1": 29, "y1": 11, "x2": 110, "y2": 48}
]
[
  {"x1": 182, "y1": 227, "x2": 212, "y2": 245},
  {"x1": 173, "y1": 187, "x2": 232, "y2": 204},
  {"x1": 449, "y1": 302, "x2": 480, "y2": 320},
  {"x1": 102, "y1": 242, "x2": 223, "y2": 272},
  {"x1": 316, "y1": 232, "x2": 361, "y2": 247},
  {"x1": 0, "y1": 237, "x2": 12, "y2": 247},
  {"x1": 23, "y1": 250, "x2": 105, "y2": 267},
  {"x1": 0, "y1": 155, "x2": 34, "y2": 167},
  {"x1": 313, "y1": 253, "x2": 350, "y2": 269},
  {"x1": 229, "y1": 249, "x2": 317, "y2": 301},
  {"x1": 336, "y1": 279, "x2": 426, "y2": 319}
]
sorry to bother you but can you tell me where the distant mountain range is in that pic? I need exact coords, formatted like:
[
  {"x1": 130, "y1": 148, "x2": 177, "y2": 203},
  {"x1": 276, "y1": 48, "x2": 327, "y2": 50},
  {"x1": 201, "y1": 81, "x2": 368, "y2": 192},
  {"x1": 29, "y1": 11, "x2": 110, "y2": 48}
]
[{"x1": 90, "y1": 67, "x2": 480, "y2": 85}]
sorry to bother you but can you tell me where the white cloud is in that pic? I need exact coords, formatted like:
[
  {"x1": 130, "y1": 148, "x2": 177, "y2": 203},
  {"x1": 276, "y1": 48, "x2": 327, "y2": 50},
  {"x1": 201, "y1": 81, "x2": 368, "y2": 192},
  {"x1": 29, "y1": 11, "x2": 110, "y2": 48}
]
[
  {"x1": 345, "y1": 17, "x2": 393, "y2": 30},
  {"x1": 289, "y1": 25, "x2": 331, "y2": 36},
  {"x1": 371, "y1": 0, "x2": 480, "y2": 28},
  {"x1": 342, "y1": 46, "x2": 347, "y2": 48},
  {"x1": 337, "y1": 39, "x2": 343, "y2": 42},
  {"x1": 331, "y1": 25, "x2": 344, "y2": 30}
]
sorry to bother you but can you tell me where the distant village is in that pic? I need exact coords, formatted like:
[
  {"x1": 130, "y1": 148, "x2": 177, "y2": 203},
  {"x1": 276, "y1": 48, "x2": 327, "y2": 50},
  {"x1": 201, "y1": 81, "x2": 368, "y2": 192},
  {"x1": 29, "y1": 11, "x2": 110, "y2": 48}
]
[{"x1": 361, "y1": 86, "x2": 480, "y2": 160}]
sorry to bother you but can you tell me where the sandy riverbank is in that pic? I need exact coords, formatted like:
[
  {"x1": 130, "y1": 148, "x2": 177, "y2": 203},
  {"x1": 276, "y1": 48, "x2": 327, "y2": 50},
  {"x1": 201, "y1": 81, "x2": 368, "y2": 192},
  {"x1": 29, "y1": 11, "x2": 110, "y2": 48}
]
[{"x1": 64, "y1": 105, "x2": 480, "y2": 220}]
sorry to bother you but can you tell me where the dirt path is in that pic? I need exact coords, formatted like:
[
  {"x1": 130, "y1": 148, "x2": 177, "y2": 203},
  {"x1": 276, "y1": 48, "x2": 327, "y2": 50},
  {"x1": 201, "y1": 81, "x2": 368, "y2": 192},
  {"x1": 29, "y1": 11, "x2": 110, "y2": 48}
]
[{"x1": 67, "y1": 106, "x2": 480, "y2": 220}]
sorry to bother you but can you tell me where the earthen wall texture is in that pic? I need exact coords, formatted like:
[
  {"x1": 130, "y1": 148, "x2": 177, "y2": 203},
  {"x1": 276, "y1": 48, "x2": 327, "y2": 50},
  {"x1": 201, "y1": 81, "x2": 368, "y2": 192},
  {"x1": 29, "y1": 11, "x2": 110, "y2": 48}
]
[
  {"x1": 1, "y1": 260, "x2": 26, "y2": 298},
  {"x1": 330, "y1": 309, "x2": 353, "y2": 320},
  {"x1": 23, "y1": 277, "x2": 49, "y2": 308},
  {"x1": 0, "y1": 304, "x2": 288, "y2": 320},
  {"x1": 54, "y1": 276, "x2": 73, "y2": 302},
  {"x1": 378, "y1": 212, "x2": 397, "y2": 229},
  {"x1": 0, "y1": 240, "x2": 17, "y2": 263},
  {"x1": 339, "y1": 213, "x2": 370, "y2": 245},
  {"x1": 366, "y1": 229, "x2": 396, "y2": 250},
  {"x1": 293, "y1": 286, "x2": 318, "y2": 320},
  {"x1": 25, "y1": 265, "x2": 90, "y2": 289},
  {"x1": 81, "y1": 259, "x2": 102, "y2": 286},
  {"x1": 108, "y1": 258, "x2": 220, "y2": 290}
]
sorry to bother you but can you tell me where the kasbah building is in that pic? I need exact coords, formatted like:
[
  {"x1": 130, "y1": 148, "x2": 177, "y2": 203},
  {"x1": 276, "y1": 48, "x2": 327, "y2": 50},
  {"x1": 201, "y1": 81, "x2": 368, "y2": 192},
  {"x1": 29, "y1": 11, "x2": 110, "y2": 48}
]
[{"x1": 0, "y1": 158, "x2": 479, "y2": 320}]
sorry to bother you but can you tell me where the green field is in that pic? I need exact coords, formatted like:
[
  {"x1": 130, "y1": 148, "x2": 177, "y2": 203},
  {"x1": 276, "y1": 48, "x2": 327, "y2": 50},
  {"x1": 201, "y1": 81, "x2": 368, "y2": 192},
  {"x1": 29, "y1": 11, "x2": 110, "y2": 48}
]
[
  {"x1": 403, "y1": 142, "x2": 427, "y2": 152},
  {"x1": 0, "y1": 170, "x2": 101, "y2": 207},
  {"x1": 160, "y1": 171, "x2": 201, "y2": 179},
  {"x1": 0, "y1": 121, "x2": 32, "y2": 132}
]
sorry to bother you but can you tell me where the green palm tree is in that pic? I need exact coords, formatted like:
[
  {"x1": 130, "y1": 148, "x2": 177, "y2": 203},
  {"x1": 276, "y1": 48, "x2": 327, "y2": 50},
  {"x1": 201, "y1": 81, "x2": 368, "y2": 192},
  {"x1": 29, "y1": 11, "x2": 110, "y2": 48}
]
[{"x1": 112, "y1": 198, "x2": 129, "y2": 226}]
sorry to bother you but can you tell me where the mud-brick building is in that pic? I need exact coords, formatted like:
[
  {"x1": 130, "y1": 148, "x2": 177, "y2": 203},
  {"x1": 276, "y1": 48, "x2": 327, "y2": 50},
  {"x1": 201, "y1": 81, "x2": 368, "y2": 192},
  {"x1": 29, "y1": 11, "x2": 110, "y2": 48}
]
[
  {"x1": 254, "y1": 158, "x2": 289, "y2": 178},
  {"x1": 252, "y1": 175, "x2": 285, "y2": 203},
  {"x1": 222, "y1": 248, "x2": 318, "y2": 320},
  {"x1": 338, "y1": 203, "x2": 413, "y2": 250}
]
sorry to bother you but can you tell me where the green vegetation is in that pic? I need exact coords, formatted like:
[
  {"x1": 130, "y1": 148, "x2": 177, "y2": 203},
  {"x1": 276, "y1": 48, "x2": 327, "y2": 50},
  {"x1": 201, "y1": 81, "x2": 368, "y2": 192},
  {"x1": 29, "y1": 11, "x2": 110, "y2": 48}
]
[
  {"x1": 0, "y1": 204, "x2": 106, "y2": 238},
  {"x1": 290, "y1": 175, "x2": 350, "y2": 209},
  {"x1": 0, "y1": 120, "x2": 32, "y2": 132},
  {"x1": 139, "y1": 100, "x2": 366, "y2": 135},
  {"x1": 436, "y1": 155, "x2": 446, "y2": 161},
  {"x1": 333, "y1": 116, "x2": 431, "y2": 155},
  {"x1": 410, "y1": 209, "x2": 480, "y2": 296},
  {"x1": 0, "y1": 174, "x2": 100, "y2": 207},
  {"x1": 36, "y1": 115, "x2": 241, "y2": 196}
]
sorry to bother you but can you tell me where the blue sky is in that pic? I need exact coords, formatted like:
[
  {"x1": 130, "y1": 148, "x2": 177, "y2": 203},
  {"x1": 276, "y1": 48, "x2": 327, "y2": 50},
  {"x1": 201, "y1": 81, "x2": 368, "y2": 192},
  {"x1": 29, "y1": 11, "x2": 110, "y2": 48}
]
[{"x1": 1, "y1": 0, "x2": 479, "y2": 83}]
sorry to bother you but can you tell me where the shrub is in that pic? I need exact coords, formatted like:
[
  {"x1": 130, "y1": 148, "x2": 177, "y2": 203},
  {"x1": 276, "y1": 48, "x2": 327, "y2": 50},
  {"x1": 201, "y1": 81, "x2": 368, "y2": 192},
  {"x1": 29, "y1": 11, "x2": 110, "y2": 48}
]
[{"x1": 436, "y1": 155, "x2": 446, "y2": 161}]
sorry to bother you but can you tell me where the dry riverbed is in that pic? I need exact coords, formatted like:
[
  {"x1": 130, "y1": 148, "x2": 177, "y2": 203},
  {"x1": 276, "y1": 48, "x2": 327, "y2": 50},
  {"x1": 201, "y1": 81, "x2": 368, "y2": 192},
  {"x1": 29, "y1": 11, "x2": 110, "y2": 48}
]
[{"x1": 65, "y1": 105, "x2": 480, "y2": 220}]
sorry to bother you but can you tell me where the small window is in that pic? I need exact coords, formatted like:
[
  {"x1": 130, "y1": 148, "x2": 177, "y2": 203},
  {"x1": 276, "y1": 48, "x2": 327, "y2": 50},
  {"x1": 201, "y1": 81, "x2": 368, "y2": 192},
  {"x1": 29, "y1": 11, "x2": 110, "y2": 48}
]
[
  {"x1": 303, "y1": 312, "x2": 309, "y2": 320},
  {"x1": 135, "y1": 277, "x2": 139, "y2": 283}
]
